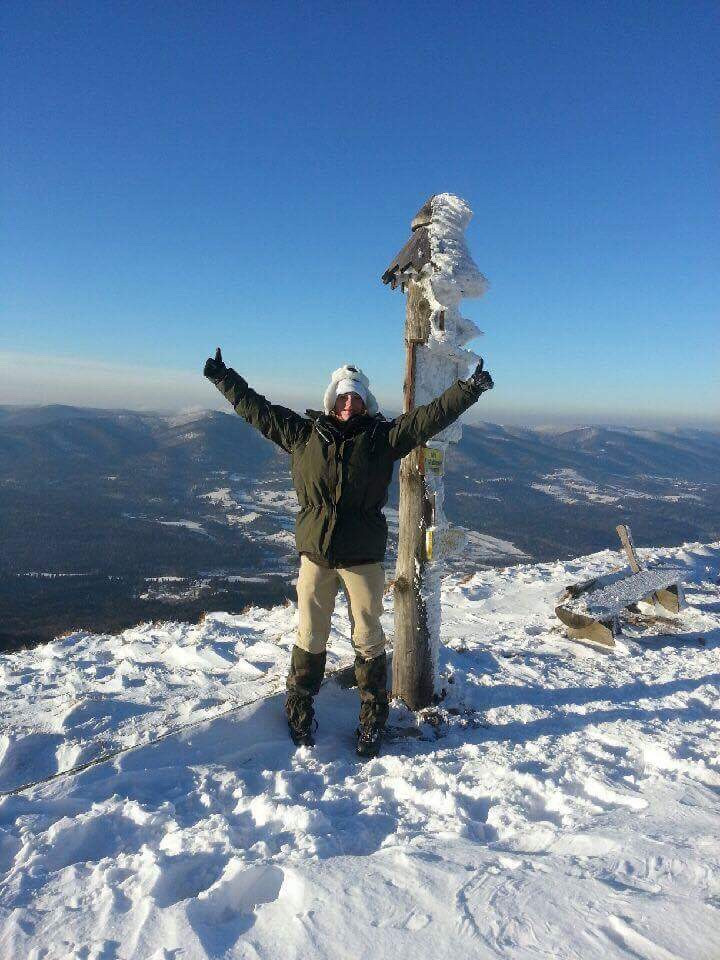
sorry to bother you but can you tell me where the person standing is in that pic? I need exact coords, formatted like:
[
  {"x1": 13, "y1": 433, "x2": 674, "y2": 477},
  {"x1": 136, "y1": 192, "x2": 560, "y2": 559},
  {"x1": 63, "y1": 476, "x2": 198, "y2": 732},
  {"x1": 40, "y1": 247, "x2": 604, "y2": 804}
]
[{"x1": 204, "y1": 350, "x2": 493, "y2": 756}]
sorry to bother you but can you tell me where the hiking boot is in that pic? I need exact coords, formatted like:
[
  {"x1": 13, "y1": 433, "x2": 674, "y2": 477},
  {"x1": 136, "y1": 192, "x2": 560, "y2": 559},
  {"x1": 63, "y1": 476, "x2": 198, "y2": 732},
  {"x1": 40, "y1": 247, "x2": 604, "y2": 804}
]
[
  {"x1": 354, "y1": 651, "x2": 389, "y2": 757},
  {"x1": 286, "y1": 695, "x2": 317, "y2": 746},
  {"x1": 285, "y1": 646, "x2": 326, "y2": 747},
  {"x1": 356, "y1": 721, "x2": 384, "y2": 758}
]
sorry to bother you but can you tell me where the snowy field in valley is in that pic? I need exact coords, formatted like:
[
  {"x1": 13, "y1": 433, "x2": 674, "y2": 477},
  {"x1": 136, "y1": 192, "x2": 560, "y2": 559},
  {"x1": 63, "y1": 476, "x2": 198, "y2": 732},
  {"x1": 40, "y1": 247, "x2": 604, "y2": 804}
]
[
  {"x1": 0, "y1": 542, "x2": 719, "y2": 959},
  {"x1": 530, "y1": 469, "x2": 707, "y2": 508}
]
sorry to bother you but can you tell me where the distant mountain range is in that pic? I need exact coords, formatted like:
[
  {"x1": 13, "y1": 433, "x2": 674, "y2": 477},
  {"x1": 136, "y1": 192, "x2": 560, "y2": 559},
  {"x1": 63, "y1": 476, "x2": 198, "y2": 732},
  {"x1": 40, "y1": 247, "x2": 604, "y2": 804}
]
[{"x1": 1, "y1": 404, "x2": 718, "y2": 649}]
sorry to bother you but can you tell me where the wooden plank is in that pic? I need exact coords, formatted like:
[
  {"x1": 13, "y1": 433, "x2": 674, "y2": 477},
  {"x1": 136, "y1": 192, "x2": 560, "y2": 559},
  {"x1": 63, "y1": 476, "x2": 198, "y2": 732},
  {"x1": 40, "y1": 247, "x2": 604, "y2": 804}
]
[
  {"x1": 572, "y1": 568, "x2": 685, "y2": 619},
  {"x1": 556, "y1": 563, "x2": 685, "y2": 649},
  {"x1": 654, "y1": 584, "x2": 683, "y2": 614},
  {"x1": 411, "y1": 196, "x2": 435, "y2": 230},
  {"x1": 381, "y1": 227, "x2": 432, "y2": 288},
  {"x1": 616, "y1": 524, "x2": 642, "y2": 573},
  {"x1": 615, "y1": 524, "x2": 687, "y2": 613},
  {"x1": 555, "y1": 604, "x2": 616, "y2": 648}
]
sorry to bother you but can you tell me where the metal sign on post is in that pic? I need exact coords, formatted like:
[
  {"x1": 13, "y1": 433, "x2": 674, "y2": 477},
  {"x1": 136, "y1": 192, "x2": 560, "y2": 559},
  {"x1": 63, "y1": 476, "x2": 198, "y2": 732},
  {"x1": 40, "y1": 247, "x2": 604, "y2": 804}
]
[{"x1": 424, "y1": 447, "x2": 445, "y2": 476}]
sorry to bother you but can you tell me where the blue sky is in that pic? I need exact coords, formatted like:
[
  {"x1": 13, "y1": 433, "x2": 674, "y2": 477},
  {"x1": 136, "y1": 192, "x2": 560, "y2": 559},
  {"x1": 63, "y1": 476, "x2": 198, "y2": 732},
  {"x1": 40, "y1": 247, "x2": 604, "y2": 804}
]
[{"x1": 2, "y1": 0, "x2": 718, "y2": 426}]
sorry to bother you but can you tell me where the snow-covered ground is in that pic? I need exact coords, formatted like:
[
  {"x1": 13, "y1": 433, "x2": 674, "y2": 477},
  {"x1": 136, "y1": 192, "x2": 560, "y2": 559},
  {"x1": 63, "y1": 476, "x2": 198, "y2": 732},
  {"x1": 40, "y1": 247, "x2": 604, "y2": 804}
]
[
  {"x1": 1, "y1": 542, "x2": 719, "y2": 959},
  {"x1": 531, "y1": 469, "x2": 707, "y2": 508}
]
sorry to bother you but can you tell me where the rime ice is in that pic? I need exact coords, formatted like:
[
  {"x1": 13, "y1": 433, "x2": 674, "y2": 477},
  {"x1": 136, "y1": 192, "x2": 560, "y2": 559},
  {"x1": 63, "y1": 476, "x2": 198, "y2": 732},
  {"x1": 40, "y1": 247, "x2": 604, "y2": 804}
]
[{"x1": 412, "y1": 193, "x2": 489, "y2": 689}]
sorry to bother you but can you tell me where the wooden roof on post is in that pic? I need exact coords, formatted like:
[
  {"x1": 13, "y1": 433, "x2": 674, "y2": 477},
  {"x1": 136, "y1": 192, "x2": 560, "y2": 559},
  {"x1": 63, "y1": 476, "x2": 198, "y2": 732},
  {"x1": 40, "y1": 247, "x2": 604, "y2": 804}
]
[{"x1": 381, "y1": 195, "x2": 436, "y2": 291}]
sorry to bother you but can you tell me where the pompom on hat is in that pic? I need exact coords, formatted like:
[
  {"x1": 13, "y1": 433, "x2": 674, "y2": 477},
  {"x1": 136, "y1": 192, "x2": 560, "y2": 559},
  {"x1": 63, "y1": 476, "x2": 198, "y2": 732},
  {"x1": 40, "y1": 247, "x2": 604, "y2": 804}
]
[{"x1": 323, "y1": 364, "x2": 378, "y2": 416}]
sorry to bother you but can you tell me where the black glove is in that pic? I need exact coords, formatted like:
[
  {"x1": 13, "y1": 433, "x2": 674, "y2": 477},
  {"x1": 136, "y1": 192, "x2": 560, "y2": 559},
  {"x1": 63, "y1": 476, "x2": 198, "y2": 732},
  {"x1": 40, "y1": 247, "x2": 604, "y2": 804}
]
[
  {"x1": 204, "y1": 347, "x2": 227, "y2": 383},
  {"x1": 467, "y1": 358, "x2": 494, "y2": 393}
]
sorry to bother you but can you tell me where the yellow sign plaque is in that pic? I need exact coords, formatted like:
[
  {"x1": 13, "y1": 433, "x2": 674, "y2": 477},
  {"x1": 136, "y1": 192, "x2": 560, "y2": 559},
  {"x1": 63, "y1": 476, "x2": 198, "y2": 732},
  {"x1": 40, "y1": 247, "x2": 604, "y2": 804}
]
[{"x1": 424, "y1": 447, "x2": 444, "y2": 476}]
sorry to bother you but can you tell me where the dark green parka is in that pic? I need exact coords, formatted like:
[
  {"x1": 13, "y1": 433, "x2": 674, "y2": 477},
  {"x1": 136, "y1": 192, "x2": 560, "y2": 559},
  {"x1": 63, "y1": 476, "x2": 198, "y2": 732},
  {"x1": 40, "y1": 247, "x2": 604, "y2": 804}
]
[{"x1": 214, "y1": 369, "x2": 482, "y2": 567}]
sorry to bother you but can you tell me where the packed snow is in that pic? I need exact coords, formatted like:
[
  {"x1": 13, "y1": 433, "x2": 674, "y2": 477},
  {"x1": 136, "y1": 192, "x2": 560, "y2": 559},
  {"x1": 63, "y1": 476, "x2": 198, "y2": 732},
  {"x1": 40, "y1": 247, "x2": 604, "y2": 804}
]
[{"x1": 1, "y1": 541, "x2": 719, "y2": 958}]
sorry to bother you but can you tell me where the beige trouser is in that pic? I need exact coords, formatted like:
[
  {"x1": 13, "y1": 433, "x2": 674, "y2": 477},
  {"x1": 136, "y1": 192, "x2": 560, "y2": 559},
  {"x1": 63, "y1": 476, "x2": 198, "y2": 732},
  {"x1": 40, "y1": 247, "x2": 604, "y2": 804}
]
[{"x1": 296, "y1": 555, "x2": 386, "y2": 660}]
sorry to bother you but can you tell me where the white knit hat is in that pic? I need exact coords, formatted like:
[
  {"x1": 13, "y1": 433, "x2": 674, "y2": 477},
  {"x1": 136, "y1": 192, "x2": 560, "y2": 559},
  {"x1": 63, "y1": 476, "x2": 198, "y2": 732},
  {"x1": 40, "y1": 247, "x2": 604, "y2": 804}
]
[{"x1": 323, "y1": 364, "x2": 378, "y2": 416}]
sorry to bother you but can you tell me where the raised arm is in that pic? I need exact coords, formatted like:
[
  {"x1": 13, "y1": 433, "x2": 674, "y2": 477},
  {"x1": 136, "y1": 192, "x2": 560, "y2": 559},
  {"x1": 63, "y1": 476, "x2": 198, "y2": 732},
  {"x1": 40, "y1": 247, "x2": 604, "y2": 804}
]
[
  {"x1": 387, "y1": 361, "x2": 493, "y2": 460},
  {"x1": 204, "y1": 348, "x2": 310, "y2": 453}
]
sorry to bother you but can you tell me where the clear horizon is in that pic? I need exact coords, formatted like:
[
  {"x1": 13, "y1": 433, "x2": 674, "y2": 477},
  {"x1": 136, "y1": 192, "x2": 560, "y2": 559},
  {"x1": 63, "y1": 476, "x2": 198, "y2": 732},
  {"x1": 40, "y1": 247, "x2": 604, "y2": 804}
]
[
  {"x1": 1, "y1": 351, "x2": 718, "y2": 433},
  {"x1": 2, "y1": 2, "x2": 718, "y2": 426}
]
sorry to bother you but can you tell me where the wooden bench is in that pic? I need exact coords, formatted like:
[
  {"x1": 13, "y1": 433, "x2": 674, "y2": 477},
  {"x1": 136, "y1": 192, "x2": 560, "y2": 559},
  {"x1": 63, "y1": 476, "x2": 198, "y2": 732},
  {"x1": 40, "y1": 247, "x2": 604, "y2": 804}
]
[{"x1": 554, "y1": 524, "x2": 685, "y2": 648}]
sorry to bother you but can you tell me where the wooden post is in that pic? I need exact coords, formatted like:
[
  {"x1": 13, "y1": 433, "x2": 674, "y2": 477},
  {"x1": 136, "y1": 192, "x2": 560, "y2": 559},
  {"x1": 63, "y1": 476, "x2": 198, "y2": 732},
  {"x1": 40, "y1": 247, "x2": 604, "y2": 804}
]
[
  {"x1": 381, "y1": 193, "x2": 487, "y2": 710},
  {"x1": 392, "y1": 281, "x2": 434, "y2": 709}
]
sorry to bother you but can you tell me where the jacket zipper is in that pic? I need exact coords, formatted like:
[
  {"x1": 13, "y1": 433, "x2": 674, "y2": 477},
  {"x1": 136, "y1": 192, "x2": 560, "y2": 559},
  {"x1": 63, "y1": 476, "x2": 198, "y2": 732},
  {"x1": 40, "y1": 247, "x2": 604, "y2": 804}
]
[{"x1": 326, "y1": 438, "x2": 345, "y2": 566}]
